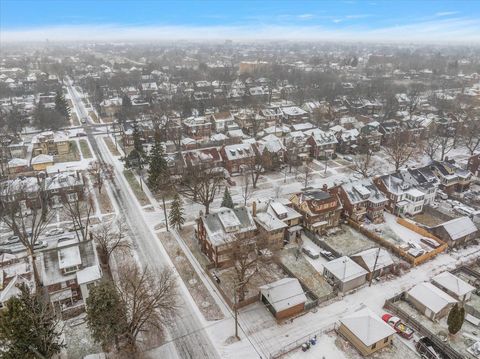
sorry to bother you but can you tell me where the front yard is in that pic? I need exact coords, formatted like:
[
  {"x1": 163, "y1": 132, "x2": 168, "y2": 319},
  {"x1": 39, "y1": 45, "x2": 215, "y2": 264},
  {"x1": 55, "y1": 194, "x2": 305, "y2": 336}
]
[{"x1": 123, "y1": 170, "x2": 150, "y2": 206}]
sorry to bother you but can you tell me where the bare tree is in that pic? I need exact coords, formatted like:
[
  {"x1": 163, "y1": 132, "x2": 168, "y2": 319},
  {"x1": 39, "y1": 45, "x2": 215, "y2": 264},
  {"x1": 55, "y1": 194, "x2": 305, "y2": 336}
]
[
  {"x1": 177, "y1": 166, "x2": 223, "y2": 214},
  {"x1": 461, "y1": 116, "x2": 480, "y2": 155},
  {"x1": 0, "y1": 182, "x2": 53, "y2": 287},
  {"x1": 383, "y1": 137, "x2": 418, "y2": 172},
  {"x1": 92, "y1": 218, "x2": 130, "y2": 270},
  {"x1": 246, "y1": 152, "x2": 265, "y2": 189},
  {"x1": 224, "y1": 235, "x2": 275, "y2": 302},
  {"x1": 117, "y1": 263, "x2": 179, "y2": 350},
  {"x1": 88, "y1": 160, "x2": 114, "y2": 194},
  {"x1": 297, "y1": 164, "x2": 314, "y2": 188},
  {"x1": 351, "y1": 151, "x2": 377, "y2": 178},
  {"x1": 63, "y1": 188, "x2": 94, "y2": 242},
  {"x1": 239, "y1": 171, "x2": 252, "y2": 206}
]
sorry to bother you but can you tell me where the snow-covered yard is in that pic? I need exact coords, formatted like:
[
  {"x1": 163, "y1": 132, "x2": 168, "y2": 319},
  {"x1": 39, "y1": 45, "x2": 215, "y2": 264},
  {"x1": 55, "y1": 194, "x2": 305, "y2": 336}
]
[
  {"x1": 395, "y1": 299, "x2": 478, "y2": 358},
  {"x1": 322, "y1": 224, "x2": 377, "y2": 256}
]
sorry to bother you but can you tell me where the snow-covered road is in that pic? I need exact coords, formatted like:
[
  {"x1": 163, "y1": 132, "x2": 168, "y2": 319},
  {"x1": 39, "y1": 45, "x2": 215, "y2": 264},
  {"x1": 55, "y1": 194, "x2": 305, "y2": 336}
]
[{"x1": 67, "y1": 82, "x2": 220, "y2": 359}]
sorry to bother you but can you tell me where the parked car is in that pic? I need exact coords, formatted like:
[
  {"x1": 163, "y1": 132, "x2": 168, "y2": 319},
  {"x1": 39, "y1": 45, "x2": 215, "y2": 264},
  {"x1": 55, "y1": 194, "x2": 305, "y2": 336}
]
[
  {"x1": 415, "y1": 337, "x2": 446, "y2": 359},
  {"x1": 436, "y1": 190, "x2": 448, "y2": 200},
  {"x1": 46, "y1": 228, "x2": 65, "y2": 237},
  {"x1": 302, "y1": 245, "x2": 320, "y2": 259},
  {"x1": 6, "y1": 235, "x2": 21, "y2": 244},
  {"x1": 381, "y1": 313, "x2": 414, "y2": 339},
  {"x1": 320, "y1": 250, "x2": 336, "y2": 261},
  {"x1": 420, "y1": 237, "x2": 440, "y2": 249},
  {"x1": 343, "y1": 155, "x2": 353, "y2": 162},
  {"x1": 33, "y1": 240, "x2": 48, "y2": 249}
]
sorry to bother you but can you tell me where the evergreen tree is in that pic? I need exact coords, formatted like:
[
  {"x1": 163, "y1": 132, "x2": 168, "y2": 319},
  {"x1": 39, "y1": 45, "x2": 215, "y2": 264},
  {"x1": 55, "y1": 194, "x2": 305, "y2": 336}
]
[
  {"x1": 169, "y1": 192, "x2": 185, "y2": 230},
  {"x1": 33, "y1": 102, "x2": 66, "y2": 130},
  {"x1": 447, "y1": 303, "x2": 465, "y2": 335},
  {"x1": 221, "y1": 187, "x2": 234, "y2": 209},
  {"x1": 124, "y1": 121, "x2": 146, "y2": 170},
  {"x1": 122, "y1": 94, "x2": 132, "y2": 108},
  {"x1": 54, "y1": 90, "x2": 70, "y2": 121},
  {"x1": 86, "y1": 281, "x2": 127, "y2": 351},
  {"x1": 147, "y1": 138, "x2": 169, "y2": 192},
  {"x1": 0, "y1": 284, "x2": 64, "y2": 359}
]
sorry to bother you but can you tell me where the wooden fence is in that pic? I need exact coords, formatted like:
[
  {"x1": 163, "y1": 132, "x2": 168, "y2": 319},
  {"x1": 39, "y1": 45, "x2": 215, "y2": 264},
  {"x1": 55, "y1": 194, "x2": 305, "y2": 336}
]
[{"x1": 347, "y1": 218, "x2": 447, "y2": 267}]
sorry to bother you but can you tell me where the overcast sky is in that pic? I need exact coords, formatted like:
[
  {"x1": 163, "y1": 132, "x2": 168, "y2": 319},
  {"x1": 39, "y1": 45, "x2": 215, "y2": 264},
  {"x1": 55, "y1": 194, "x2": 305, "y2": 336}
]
[{"x1": 2, "y1": 0, "x2": 480, "y2": 43}]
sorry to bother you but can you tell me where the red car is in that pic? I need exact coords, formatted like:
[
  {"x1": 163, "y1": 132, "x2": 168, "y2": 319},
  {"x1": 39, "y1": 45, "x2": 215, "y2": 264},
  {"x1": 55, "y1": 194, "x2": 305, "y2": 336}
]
[{"x1": 382, "y1": 313, "x2": 414, "y2": 339}]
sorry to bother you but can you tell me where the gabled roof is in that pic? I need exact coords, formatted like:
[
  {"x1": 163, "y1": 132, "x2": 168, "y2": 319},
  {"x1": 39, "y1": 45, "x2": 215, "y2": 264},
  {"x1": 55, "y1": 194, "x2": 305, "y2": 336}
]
[
  {"x1": 435, "y1": 216, "x2": 478, "y2": 241},
  {"x1": 407, "y1": 282, "x2": 457, "y2": 314},
  {"x1": 259, "y1": 277, "x2": 306, "y2": 313},
  {"x1": 432, "y1": 272, "x2": 475, "y2": 297},
  {"x1": 323, "y1": 256, "x2": 368, "y2": 282},
  {"x1": 351, "y1": 248, "x2": 394, "y2": 272},
  {"x1": 340, "y1": 308, "x2": 396, "y2": 346}
]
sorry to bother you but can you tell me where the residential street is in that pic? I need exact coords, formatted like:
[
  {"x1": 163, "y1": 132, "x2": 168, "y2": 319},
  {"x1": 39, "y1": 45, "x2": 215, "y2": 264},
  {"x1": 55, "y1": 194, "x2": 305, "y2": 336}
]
[{"x1": 67, "y1": 82, "x2": 222, "y2": 359}]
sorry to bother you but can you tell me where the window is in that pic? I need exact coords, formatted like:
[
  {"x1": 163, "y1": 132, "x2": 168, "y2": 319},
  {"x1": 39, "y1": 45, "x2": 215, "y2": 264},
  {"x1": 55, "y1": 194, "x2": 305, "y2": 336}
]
[
  {"x1": 371, "y1": 343, "x2": 377, "y2": 350},
  {"x1": 67, "y1": 192, "x2": 78, "y2": 202},
  {"x1": 384, "y1": 337, "x2": 389, "y2": 344}
]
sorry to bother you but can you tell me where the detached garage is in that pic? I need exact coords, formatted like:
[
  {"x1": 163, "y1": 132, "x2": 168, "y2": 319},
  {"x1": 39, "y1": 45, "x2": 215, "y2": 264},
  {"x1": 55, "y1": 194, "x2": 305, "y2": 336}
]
[
  {"x1": 406, "y1": 282, "x2": 457, "y2": 321},
  {"x1": 259, "y1": 278, "x2": 307, "y2": 320}
]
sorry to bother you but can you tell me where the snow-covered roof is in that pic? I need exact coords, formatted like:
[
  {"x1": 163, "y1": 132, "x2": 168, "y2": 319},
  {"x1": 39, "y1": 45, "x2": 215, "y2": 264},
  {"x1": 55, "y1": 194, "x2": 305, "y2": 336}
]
[
  {"x1": 407, "y1": 282, "x2": 457, "y2": 314},
  {"x1": 340, "y1": 308, "x2": 396, "y2": 346},
  {"x1": 436, "y1": 217, "x2": 478, "y2": 241},
  {"x1": 222, "y1": 143, "x2": 254, "y2": 161},
  {"x1": 351, "y1": 248, "x2": 394, "y2": 272},
  {"x1": 77, "y1": 265, "x2": 102, "y2": 285},
  {"x1": 432, "y1": 272, "x2": 475, "y2": 297},
  {"x1": 323, "y1": 256, "x2": 368, "y2": 282},
  {"x1": 255, "y1": 212, "x2": 288, "y2": 231},
  {"x1": 58, "y1": 246, "x2": 82, "y2": 269},
  {"x1": 7, "y1": 158, "x2": 28, "y2": 167},
  {"x1": 259, "y1": 277, "x2": 306, "y2": 313},
  {"x1": 31, "y1": 154, "x2": 54, "y2": 165}
]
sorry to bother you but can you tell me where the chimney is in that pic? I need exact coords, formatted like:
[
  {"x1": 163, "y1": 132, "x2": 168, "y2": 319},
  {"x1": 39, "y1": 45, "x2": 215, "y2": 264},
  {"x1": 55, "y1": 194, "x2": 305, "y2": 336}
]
[{"x1": 252, "y1": 201, "x2": 257, "y2": 217}]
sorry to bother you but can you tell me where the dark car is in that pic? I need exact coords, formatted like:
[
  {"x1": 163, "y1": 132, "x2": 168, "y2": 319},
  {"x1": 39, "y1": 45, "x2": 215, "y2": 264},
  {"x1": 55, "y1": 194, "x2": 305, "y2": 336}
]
[{"x1": 415, "y1": 337, "x2": 447, "y2": 359}]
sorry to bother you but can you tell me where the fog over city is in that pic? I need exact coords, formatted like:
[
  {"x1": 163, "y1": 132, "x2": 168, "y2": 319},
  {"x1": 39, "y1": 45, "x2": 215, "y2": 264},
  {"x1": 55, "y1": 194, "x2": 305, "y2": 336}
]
[{"x1": 1, "y1": 1, "x2": 480, "y2": 359}]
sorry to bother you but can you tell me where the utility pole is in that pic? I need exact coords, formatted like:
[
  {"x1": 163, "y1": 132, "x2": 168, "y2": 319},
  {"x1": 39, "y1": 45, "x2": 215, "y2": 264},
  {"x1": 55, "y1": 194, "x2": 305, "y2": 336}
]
[
  {"x1": 162, "y1": 196, "x2": 169, "y2": 232},
  {"x1": 324, "y1": 150, "x2": 328, "y2": 175},
  {"x1": 369, "y1": 247, "x2": 381, "y2": 287}
]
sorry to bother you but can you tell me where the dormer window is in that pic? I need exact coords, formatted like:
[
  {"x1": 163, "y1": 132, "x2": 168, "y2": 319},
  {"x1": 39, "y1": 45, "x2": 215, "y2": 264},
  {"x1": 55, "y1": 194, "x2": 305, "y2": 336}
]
[{"x1": 63, "y1": 265, "x2": 79, "y2": 275}]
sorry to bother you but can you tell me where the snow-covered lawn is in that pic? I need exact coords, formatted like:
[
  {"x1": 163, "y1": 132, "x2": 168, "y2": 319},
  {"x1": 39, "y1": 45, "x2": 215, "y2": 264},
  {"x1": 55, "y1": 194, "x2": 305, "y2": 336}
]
[
  {"x1": 322, "y1": 224, "x2": 377, "y2": 256},
  {"x1": 158, "y1": 232, "x2": 224, "y2": 321}
]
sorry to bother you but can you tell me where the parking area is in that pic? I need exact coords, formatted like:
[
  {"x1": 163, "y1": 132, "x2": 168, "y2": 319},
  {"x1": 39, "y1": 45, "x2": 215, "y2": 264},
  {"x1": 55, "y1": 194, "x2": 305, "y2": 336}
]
[{"x1": 366, "y1": 213, "x2": 439, "y2": 256}]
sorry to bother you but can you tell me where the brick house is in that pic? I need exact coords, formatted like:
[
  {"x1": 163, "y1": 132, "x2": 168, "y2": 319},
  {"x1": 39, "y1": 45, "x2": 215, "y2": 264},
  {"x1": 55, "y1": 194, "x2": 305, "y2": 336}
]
[
  {"x1": 220, "y1": 143, "x2": 255, "y2": 174},
  {"x1": 182, "y1": 147, "x2": 223, "y2": 171},
  {"x1": 289, "y1": 187, "x2": 342, "y2": 234},
  {"x1": 196, "y1": 206, "x2": 257, "y2": 267},
  {"x1": 305, "y1": 129, "x2": 337, "y2": 159},
  {"x1": 336, "y1": 179, "x2": 387, "y2": 224},
  {"x1": 39, "y1": 239, "x2": 102, "y2": 314},
  {"x1": 183, "y1": 116, "x2": 212, "y2": 139},
  {"x1": 429, "y1": 161, "x2": 472, "y2": 194}
]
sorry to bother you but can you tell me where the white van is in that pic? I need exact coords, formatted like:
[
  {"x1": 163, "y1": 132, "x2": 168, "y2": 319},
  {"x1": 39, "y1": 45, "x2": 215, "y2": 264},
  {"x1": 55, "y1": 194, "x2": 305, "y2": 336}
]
[{"x1": 302, "y1": 244, "x2": 320, "y2": 259}]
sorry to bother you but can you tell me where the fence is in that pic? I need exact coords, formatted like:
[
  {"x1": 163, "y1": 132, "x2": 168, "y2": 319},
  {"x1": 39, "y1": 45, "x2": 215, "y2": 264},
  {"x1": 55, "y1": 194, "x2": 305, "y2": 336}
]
[
  {"x1": 205, "y1": 266, "x2": 259, "y2": 310},
  {"x1": 384, "y1": 297, "x2": 464, "y2": 359},
  {"x1": 269, "y1": 323, "x2": 336, "y2": 358},
  {"x1": 347, "y1": 218, "x2": 447, "y2": 267}
]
